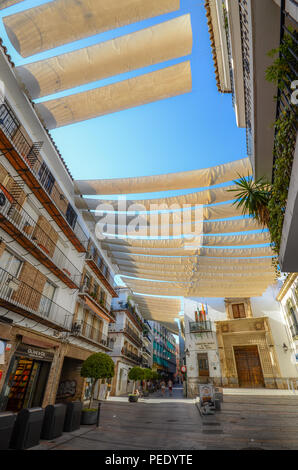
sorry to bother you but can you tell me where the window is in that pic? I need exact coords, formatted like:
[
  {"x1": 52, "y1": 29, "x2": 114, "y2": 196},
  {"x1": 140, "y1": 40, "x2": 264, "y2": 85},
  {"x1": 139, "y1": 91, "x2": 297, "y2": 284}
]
[
  {"x1": 0, "y1": 102, "x2": 19, "y2": 138},
  {"x1": 286, "y1": 299, "x2": 298, "y2": 337},
  {"x1": 40, "y1": 281, "x2": 56, "y2": 317},
  {"x1": 0, "y1": 249, "x2": 23, "y2": 277},
  {"x1": 232, "y1": 303, "x2": 246, "y2": 319},
  {"x1": 66, "y1": 203, "x2": 78, "y2": 229},
  {"x1": 83, "y1": 274, "x2": 90, "y2": 291},
  {"x1": 38, "y1": 162, "x2": 55, "y2": 195},
  {"x1": 0, "y1": 249, "x2": 23, "y2": 300}
]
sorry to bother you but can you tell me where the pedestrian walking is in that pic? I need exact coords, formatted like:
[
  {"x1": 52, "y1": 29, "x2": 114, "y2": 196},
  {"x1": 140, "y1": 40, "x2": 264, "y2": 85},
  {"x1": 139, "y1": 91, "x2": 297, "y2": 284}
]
[
  {"x1": 160, "y1": 380, "x2": 166, "y2": 397},
  {"x1": 168, "y1": 379, "x2": 173, "y2": 397}
]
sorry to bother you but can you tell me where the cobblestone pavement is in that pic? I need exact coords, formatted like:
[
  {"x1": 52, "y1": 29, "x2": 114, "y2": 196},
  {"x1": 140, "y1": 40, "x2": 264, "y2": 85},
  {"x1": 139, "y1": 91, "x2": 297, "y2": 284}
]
[{"x1": 31, "y1": 387, "x2": 298, "y2": 450}]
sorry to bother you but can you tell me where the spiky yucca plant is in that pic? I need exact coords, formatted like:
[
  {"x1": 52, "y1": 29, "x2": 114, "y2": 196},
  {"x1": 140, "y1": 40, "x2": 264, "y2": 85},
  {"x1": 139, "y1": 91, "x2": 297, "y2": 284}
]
[{"x1": 227, "y1": 175, "x2": 271, "y2": 227}]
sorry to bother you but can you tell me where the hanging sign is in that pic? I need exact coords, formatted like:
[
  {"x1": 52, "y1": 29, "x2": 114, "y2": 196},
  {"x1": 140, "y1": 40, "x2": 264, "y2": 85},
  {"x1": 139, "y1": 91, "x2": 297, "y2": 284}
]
[{"x1": 181, "y1": 365, "x2": 187, "y2": 373}]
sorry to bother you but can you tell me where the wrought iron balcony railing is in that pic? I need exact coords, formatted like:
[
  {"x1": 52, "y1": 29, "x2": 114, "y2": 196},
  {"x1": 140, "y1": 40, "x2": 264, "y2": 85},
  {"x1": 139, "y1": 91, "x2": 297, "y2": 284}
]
[
  {"x1": 122, "y1": 347, "x2": 142, "y2": 364},
  {"x1": 86, "y1": 245, "x2": 117, "y2": 297},
  {"x1": 0, "y1": 189, "x2": 81, "y2": 288},
  {"x1": 79, "y1": 285, "x2": 115, "y2": 320},
  {"x1": 112, "y1": 301, "x2": 144, "y2": 330},
  {"x1": 109, "y1": 323, "x2": 142, "y2": 347},
  {"x1": 71, "y1": 321, "x2": 114, "y2": 349},
  {"x1": 0, "y1": 101, "x2": 88, "y2": 251},
  {"x1": 189, "y1": 320, "x2": 213, "y2": 333},
  {"x1": 0, "y1": 266, "x2": 73, "y2": 330}
]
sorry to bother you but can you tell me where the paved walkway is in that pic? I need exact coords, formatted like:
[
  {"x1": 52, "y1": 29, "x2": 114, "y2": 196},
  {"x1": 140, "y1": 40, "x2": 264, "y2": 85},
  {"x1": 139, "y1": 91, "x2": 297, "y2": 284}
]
[{"x1": 31, "y1": 386, "x2": 298, "y2": 450}]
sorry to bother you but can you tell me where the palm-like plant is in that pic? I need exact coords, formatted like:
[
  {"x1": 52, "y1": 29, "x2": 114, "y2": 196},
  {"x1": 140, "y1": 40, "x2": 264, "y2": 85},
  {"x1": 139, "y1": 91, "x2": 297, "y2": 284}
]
[{"x1": 227, "y1": 175, "x2": 271, "y2": 227}]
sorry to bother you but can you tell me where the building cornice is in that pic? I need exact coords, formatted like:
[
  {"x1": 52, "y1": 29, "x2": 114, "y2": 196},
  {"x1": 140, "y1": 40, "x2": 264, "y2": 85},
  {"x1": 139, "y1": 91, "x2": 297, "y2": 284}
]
[{"x1": 276, "y1": 273, "x2": 298, "y2": 302}]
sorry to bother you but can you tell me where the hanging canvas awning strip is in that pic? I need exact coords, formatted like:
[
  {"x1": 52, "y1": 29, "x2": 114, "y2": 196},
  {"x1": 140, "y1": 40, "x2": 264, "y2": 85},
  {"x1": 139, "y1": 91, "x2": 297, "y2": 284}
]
[
  {"x1": 16, "y1": 14, "x2": 192, "y2": 99},
  {"x1": 0, "y1": 0, "x2": 24, "y2": 9},
  {"x1": 36, "y1": 61, "x2": 192, "y2": 129},
  {"x1": 74, "y1": 158, "x2": 251, "y2": 195},
  {"x1": 75, "y1": 184, "x2": 238, "y2": 211},
  {"x1": 108, "y1": 246, "x2": 274, "y2": 259},
  {"x1": 4, "y1": 0, "x2": 180, "y2": 57},
  {"x1": 101, "y1": 232, "x2": 270, "y2": 250}
]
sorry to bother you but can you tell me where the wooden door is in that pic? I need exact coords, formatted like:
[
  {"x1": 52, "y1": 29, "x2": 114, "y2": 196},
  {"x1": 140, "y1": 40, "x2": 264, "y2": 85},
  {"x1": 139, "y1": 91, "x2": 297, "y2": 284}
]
[
  {"x1": 198, "y1": 353, "x2": 209, "y2": 377},
  {"x1": 234, "y1": 346, "x2": 264, "y2": 388}
]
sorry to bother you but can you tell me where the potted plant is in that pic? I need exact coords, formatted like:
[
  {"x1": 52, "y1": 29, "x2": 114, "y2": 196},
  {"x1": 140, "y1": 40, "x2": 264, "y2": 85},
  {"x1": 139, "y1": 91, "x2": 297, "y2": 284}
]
[
  {"x1": 127, "y1": 367, "x2": 145, "y2": 402},
  {"x1": 80, "y1": 352, "x2": 114, "y2": 424}
]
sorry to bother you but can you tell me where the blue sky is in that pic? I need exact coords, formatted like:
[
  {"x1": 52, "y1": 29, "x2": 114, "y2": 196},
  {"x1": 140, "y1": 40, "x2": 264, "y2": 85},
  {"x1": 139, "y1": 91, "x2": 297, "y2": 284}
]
[{"x1": 0, "y1": 0, "x2": 247, "y2": 185}]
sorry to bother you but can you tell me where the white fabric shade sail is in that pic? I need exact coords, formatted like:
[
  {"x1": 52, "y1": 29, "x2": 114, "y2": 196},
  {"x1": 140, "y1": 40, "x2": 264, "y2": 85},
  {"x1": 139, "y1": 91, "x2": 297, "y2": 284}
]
[
  {"x1": 4, "y1": 0, "x2": 180, "y2": 57},
  {"x1": 75, "y1": 158, "x2": 252, "y2": 195},
  {"x1": 0, "y1": 0, "x2": 23, "y2": 9},
  {"x1": 132, "y1": 294, "x2": 181, "y2": 333},
  {"x1": 101, "y1": 232, "x2": 270, "y2": 250},
  {"x1": 16, "y1": 15, "x2": 192, "y2": 99},
  {"x1": 37, "y1": 61, "x2": 192, "y2": 129},
  {"x1": 75, "y1": 184, "x2": 238, "y2": 211}
]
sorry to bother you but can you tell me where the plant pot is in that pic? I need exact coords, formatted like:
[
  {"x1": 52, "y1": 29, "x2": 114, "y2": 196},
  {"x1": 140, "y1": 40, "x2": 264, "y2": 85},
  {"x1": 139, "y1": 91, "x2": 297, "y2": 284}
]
[
  {"x1": 128, "y1": 395, "x2": 138, "y2": 403},
  {"x1": 80, "y1": 409, "x2": 97, "y2": 425}
]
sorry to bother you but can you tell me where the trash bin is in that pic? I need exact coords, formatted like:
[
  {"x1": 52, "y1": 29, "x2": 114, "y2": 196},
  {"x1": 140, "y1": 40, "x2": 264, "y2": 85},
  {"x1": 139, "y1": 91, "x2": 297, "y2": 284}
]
[
  {"x1": 41, "y1": 403, "x2": 67, "y2": 440},
  {"x1": 9, "y1": 407, "x2": 45, "y2": 450},
  {"x1": 0, "y1": 412, "x2": 17, "y2": 450},
  {"x1": 63, "y1": 401, "x2": 82, "y2": 432}
]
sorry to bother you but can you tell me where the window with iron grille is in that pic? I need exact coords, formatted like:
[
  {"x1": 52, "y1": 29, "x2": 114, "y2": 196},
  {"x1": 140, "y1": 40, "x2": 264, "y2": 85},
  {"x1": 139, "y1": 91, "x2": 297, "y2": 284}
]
[{"x1": 66, "y1": 203, "x2": 78, "y2": 229}]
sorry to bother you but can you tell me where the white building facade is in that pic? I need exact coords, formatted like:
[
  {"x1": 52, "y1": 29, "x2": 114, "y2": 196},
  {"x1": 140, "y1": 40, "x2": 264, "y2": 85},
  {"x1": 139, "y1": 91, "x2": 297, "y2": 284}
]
[{"x1": 184, "y1": 285, "x2": 298, "y2": 397}]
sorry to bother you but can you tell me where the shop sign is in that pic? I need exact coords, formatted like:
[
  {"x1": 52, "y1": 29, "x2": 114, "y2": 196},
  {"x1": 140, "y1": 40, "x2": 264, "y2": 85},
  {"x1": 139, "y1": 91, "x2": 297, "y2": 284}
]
[
  {"x1": 0, "y1": 340, "x2": 5, "y2": 364},
  {"x1": 0, "y1": 370, "x2": 3, "y2": 381},
  {"x1": 199, "y1": 384, "x2": 214, "y2": 403},
  {"x1": 16, "y1": 343, "x2": 54, "y2": 362}
]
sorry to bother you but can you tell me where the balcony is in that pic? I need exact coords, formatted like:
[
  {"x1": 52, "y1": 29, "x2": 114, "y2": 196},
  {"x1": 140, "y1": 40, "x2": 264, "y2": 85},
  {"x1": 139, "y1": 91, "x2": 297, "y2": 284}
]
[
  {"x1": 0, "y1": 101, "x2": 88, "y2": 252},
  {"x1": 86, "y1": 244, "x2": 117, "y2": 297},
  {"x1": 0, "y1": 188, "x2": 80, "y2": 289},
  {"x1": 121, "y1": 347, "x2": 142, "y2": 365},
  {"x1": 142, "y1": 346, "x2": 152, "y2": 357},
  {"x1": 112, "y1": 301, "x2": 144, "y2": 331},
  {"x1": 71, "y1": 321, "x2": 114, "y2": 350},
  {"x1": 189, "y1": 320, "x2": 213, "y2": 334},
  {"x1": 78, "y1": 286, "x2": 116, "y2": 323},
  {"x1": 290, "y1": 322, "x2": 298, "y2": 338},
  {"x1": 0, "y1": 266, "x2": 73, "y2": 331},
  {"x1": 109, "y1": 323, "x2": 142, "y2": 347}
]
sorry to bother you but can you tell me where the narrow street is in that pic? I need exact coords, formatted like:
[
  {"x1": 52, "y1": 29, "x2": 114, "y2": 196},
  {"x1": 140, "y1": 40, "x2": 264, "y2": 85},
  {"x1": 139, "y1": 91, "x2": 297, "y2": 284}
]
[{"x1": 30, "y1": 387, "x2": 298, "y2": 451}]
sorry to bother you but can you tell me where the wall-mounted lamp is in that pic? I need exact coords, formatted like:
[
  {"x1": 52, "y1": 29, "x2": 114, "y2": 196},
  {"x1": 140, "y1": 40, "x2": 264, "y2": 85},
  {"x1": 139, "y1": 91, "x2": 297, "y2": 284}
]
[
  {"x1": 283, "y1": 343, "x2": 288, "y2": 352},
  {"x1": 185, "y1": 348, "x2": 190, "y2": 357}
]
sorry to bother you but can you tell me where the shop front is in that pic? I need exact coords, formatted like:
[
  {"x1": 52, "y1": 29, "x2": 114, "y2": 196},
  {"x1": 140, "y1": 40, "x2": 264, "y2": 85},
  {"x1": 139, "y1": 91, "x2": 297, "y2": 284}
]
[{"x1": 0, "y1": 342, "x2": 54, "y2": 412}]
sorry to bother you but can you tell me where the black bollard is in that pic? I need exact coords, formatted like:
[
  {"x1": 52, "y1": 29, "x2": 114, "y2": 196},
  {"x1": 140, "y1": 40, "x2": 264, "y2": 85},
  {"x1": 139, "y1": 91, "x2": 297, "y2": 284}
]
[{"x1": 96, "y1": 402, "x2": 101, "y2": 427}]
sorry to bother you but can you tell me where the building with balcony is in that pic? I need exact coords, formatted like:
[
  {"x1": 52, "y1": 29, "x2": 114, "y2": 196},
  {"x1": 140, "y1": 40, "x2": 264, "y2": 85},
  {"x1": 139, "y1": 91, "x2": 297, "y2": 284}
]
[
  {"x1": 184, "y1": 292, "x2": 298, "y2": 397},
  {"x1": 149, "y1": 321, "x2": 177, "y2": 379},
  {"x1": 141, "y1": 320, "x2": 153, "y2": 369},
  {"x1": 277, "y1": 274, "x2": 298, "y2": 365},
  {"x1": 0, "y1": 42, "x2": 118, "y2": 412},
  {"x1": 108, "y1": 287, "x2": 145, "y2": 396},
  {"x1": 205, "y1": 0, "x2": 298, "y2": 271}
]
